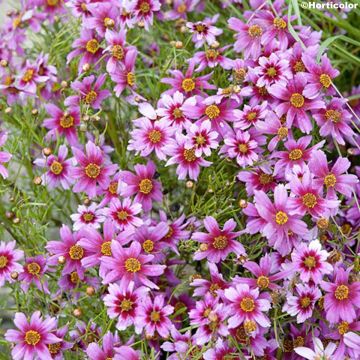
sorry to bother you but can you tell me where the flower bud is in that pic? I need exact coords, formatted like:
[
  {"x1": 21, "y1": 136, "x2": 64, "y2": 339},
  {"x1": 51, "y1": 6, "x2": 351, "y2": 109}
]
[{"x1": 42, "y1": 147, "x2": 52, "y2": 156}]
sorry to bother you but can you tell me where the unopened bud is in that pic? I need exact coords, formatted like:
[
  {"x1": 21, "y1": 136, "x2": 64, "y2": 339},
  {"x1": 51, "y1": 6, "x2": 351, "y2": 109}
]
[
  {"x1": 239, "y1": 199, "x2": 248, "y2": 208},
  {"x1": 186, "y1": 181, "x2": 193, "y2": 188},
  {"x1": 33, "y1": 176, "x2": 42, "y2": 185},
  {"x1": 11, "y1": 271, "x2": 19, "y2": 280},
  {"x1": 5, "y1": 107, "x2": 12, "y2": 114},
  {"x1": 42, "y1": 147, "x2": 52, "y2": 156},
  {"x1": 31, "y1": 109, "x2": 38, "y2": 116},
  {"x1": 12, "y1": 217, "x2": 20, "y2": 224},
  {"x1": 58, "y1": 255, "x2": 66, "y2": 264},
  {"x1": 73, "y1": 308, "x2": 82, "y2": 317},
  {"x1": 0, "y1": 59, "x2": 8, "y2": 67},
  {"x1": 86, "y1": 286, "x2": 95, "y2": 296},
  {"x1": 82, "y1": 63, "x2": 90, "y2": 72}
]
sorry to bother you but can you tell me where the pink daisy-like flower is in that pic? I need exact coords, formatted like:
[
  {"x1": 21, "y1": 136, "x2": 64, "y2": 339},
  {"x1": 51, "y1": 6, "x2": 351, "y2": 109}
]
[
  {"x1": 101, "y1": 240, "x2": 165, "y2": 290},
  {"x1": 224, "y1": 283, "x2": 271, "y2": 328},
  {"x1": 165, "y1": 0, "x2": 200, "y2": 20},
  {"x1": 321, "y1": 267, "x2": 360, "y2": 323},
  {"x1": 18, "y1": 255, "x2": 49, "y2": 294},
  {"x1": 203, "y1": 339, "x2": 236, "y2": 360},
  {"x1": 165, "y1": 133, "x2": 211, "y2": 181},
  {"x1": 104, "y1": 281, "x2": 149, "y2": 331},
  {"x1": 134, "y1": 295, "x2": 174, "y2": 338},
  {"x1": 193, "y1": 216, "x2": 245, "y2": 263},
  {"x1": 269, "y1": 73, "x2": 325, "y2": 134},
  {"x1": 128, "y1": 117, "x2": 173, "y2": 160},
  {"x1": 119, "y1": 160, "x2": 162, "y2": 212},
  {"x1": 252, "y1": 185, "x2": 308, "y2": 256},
  {"x1": 70, "y1": 203, "x2": 104, "y2": 231},
  {"x1": 295, "y1": 337, "x2": 337, "y2": 360},
  {"x1": 124, "y1": 0, "x2": 161, "y2": 31},
  {"x1": 159, "y1": 211, "x2": 190, "y2": 248},
  {"x1": 17, "y1": 61, "x2": 49, "y2": 94},
  {"x1": 86, "y1": 331, "x2": 121, "y2": 360},
  {"x1": 71, "y1": 141, "x2": 118, "y2": 199},
  {"x1": 291, "y1": 239, "x2": 333, "y2": 284},
  {"x1": 5, "y1": 311, "x2": 61, "y2": 360},
  {"x1": 234, "y1": 101, "x2": 268, "y2": 130},
  {"x1": 283, "y1": 284, "x2": 321, "y2": 323},
  {"x1": 0, "y1": 131, "x2": 12, "y2": 179},
  {"x1": 191, "y1": 45, "x2": 232, "y2": 72},
  {"x1": 104, "y1": 197, "x2": 143, "y2": 231},
  {"x1": 33, "y1": 145, "x2": 73, "y2": 190},
  {"x1": 0, "y1": 241, "x2": 24, "y2": 287}
]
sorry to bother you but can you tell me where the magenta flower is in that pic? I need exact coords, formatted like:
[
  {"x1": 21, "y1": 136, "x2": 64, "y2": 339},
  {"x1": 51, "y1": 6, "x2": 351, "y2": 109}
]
[
  {"x1": 86, "y1": 331, "x2": 121, "y2": 360},
  {"x1": 269, "y1": 73, "x2": 325, "y2": 134},
  {"x1": 17, "y1": 61, "x2": 48, "y2": 94},
  {"x1": 321, "y1": 267, "x2": 360, "y2": 323},
  {"x1": 295, "y1": 337, "x2": 337, "y2": 360},
  {"x1": 84, "y1": 2, "x2": 119, "y2": 36},
  {"x1": 165, "y1": 0, "x2": 199, "y2": 20},
  {"x1": 134, "y1": 295, "x2": 174, "y2": 338},
  {"x1": 165, "y1": 133, "x2": 211, "y2": 181},
  {"x1": 191, "y1": 45, "x2": 232, "y2": 72},
  {"x1": 119, "y1": 160, "x2": 162, "y2": 212},
  {"x1": 283, "y1": 284, "x2": 322, "y2": 323},
  {"x1": 0, "y1": 241, "x2": 24, "y2": 287},
  {"x1": 234, "y1": 101, "x2": 268, "y2": 130},
  {"x1": 124, "y1": 0, "x2": 161, "y2": 31},
  {"x1": 291, "y1": 239, "x2": 332, "y2": 284},
  {"x1": 115, "y1": 346, "x2": 140, "y2": 360},
  {"x1": 5, "y1": 312, "x2": 61, "y2": 360},
  {"x1": 42, "y1": 104, "x2": 80, "y2": 145},
  {"x1": 70, "y1": 203, "x2": 104, "y2": 231},
  {"x1": 193, "y1": 216, "x2": 245, "y2": 263},
  {"x1": 104, "y1": 281, "x2": 149, "y2": 331},
  {"x1": 252, "y1": 185, "x2": 308, "y2": 256},
  {"x1": 224, "y1": 283, "x2": 271, "y2": 328},
  {"x1": 101, "y1": 241, "x2": 166, "y2": 290},
  {"x1": 71, "y1": 141, "x2": 118, "y2": 198},
  {"x1": 203, "y1": 339, "x2": 236, "y2": 360},
  {"x1": 0, "y1": 132, "x2": 12, "y2": 179}
]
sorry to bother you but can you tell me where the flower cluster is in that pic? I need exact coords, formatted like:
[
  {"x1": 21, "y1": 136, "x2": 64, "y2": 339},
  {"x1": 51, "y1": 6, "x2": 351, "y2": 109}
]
[{"x1": 0, "y1": 0, "x2": 360, "y2": 359}]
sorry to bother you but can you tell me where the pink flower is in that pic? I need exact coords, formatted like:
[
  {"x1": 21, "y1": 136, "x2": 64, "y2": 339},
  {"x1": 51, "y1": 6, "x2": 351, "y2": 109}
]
[
  {"x1": 234, "y1": 101, "x2": 268, "y2": 130},
  {"x1": 134, "y1": 295, "x2": 174, "y2": 338},
  {"x1": 321, "y1": 267, "x2": 360, "y2": 323},
  {"x1": 0, "y1": 132, "x2": 12, "y2": 179},
  {"x1": 71, "y1": 141, "x2": 118, "y2": 199},
  {"x1": 0, "y1": 241, "x2": 24, "y2": 287},
  {"x1": 295, "y1": 337, "x2": 336, "y2": 360},
  {"x1": 17, "y1": 61, "x2": 48, "y2": 94},
  {"x1": 101, "y1": 241, "x2": 166, "y2": 290},
  {"x1": 86, "y1": 331, "x2": 121, "y2": 360},
  {"x1": 5, "y1": 312, "x2": 61, "y2": 360},
  {"x1": 191, "y1": 45, "x2": 232, "y2": 72},
  {"x1": 224, "y1": 283, "x2": 271, "y2": 328},
  {"x1": 124, "y1": 0, "x2": 161, "y2": 31},
  {"x1": 70, "y1": 203, "x2": 104, "y2": 231},
  {"x1": 193, "y1": 216, "x2": 245, "y2": 263}
]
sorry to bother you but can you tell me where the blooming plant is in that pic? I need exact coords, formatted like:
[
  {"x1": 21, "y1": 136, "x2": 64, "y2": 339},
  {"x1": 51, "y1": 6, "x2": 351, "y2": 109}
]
[{"x1": 0, "y1": 0, "x2": 360, "y2": 359}]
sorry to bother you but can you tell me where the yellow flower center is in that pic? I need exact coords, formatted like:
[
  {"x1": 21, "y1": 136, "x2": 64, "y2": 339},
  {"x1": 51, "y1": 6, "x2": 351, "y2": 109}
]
[
  {"x1": 70, "y1": 271, "x2": 80, "y2": 283},
  {"x1": 117, "y1": 210, "x2": 129, "y2": 221},
  {"x1": 289, "y1": 148, "x2": 303, "y2": 161},
  {"x1": 212, "y1": 235, "x2": 228, "y2": 250},
  {"x1": 248, "y1": 25, "x2": 263, "y2": 37},
  {"x1": 50, "y1": 161, "x2": 63, "y2": 175},
  {"x1": 205, "y1": 105, "x2": 220, "y2": 119},
  {"x1": 120, "y1": 298, "x2": 133, "y2": 311},
  {"x1": 181, "y1": 78, "x2": 195, "y2": 92},
  {"x1": 48, "y1": 343, "x2": 61, "y2": 354},
  {"x1": 240, "y1": 297, "x2": 255, "y2": 312},
  {"x1": 172, "y1": 108, "x2": 183, "y2": 119},
  {"x1": 112, "y1": 45, "x2": 124, "y2": 60},
  {"x1": 338, "y1": 321, "x2": 349, "y2": 335},
  {"x1": 148, "y1": 129, "x2": 162, "y2": 143},
  {"x1": 22, "y1": 69, "x2": 34, "y2": 83},
  {"x1": 293, "y1": 61, "x2": 305, "y2": 73},
  {"x1": 165, "y1": 226, "x2": 174, "y2": 239},
  {"x1": 25, "y1": 330, "x2": 41, "y2": 346},
  {"x1": 139, "y1": 178, "x2": 153, "y2": 194},
  {"x1": 59, "y1": 114, "x2": 74, "y2": 128},
  {"x1": 150, "y1": 311, "x2": 160, "y2": 322},
  {"x1": 335, "y1": 285, "x2": 349, "y2": 300},
  {"x1": 13, "y1": 16, "x2": 22, "y2": 29},
  {"x1": 257, "y1": 276, "x2": 270, "y2": 289},
  {"x1": 196, "y1": 135, "x2": 206, "y2": 145},
  {"x1": 277, "y1": 126, "x2": 288, "y2": 139},
  {"x1": 275, "y1": 211, "x2": 288, "y2": 225},
  {"x1": 27, "y1": 262, "x2": 41, "y2": 275},
  {"x1": 238, "y1": 143, "x2": 248, "y2": 154},
  {"x1": 84, "y1": 90, "x2": 98, "y2": 104},
  {"x1": 82, "y1": 212, "x2": 94, "y2": 222},
  {"x1": 104, "y1": 17, "x2": 115, "y2": 29},
  {"x1": 183, "y1": 148, "x2": 197, "y2": 162},
  {"x1": 293, "y1": 336, "x2": 305, "y2": 348},
  {"x1": 0, "y1": 255, "x2": 8, "y2": 269},
  {"x1": 205, "y1": 49, "x2": 219, "y2": 61},
  {"x1": 317, "y1": 218, "x2": 329, "y2": 229},
  {"x1": 101, "y1": 241, "x2": 112, "y2": 256},
  {"x1": 177, "y1": 3, "x2": 187, "y2": 13},
  {"x1": 234, "y1": 68, "x2": 246, "y2": 83},
  {"x1": 195, "y1": 24, "x2": 206, "y2": 33},
  {"x1": 259, "y1": 173, "x2": 273, "y2": 185},
  {"x1": 86, "y1": 39, "x2": 100, "y2": 54},
  {"x1": 244, "y1": 320, "x2": 257, "y2": 333},
  {"x1": 302, "y1": 193, "x2": 317, "y2": 208},
  {"x1": 266, "y1": 67, "x2": 277, "y2": 77},
  {"x1": 69, "y1": 245, "x2": 84, "y2": 260},
  {"x1": 319, "y1": 73, "x2": 331, "y2": 88},
  {"x1": 127, "y1": 72, "x2": 136, "y2": 87},
  {"x1": 209, "y1": 283, "x2": 220, "y2": 296},
  {"x1": 246, "y1": 111, "x2": 257, "y2": 122},
  {"x1": 300, "y1": 296, "x2": 311, "y2": 308},
  {"x1": 47, "y1": 0, "x2": 59, "y2": 6},
  {"x1": 142, "y1": 239, "x2": 154, "y2": 253},
  {"x1": 290, "y1": 93, "x2": 305, "y2": 108},
  {"x1": 303, "y1": 256, "x2": 316, "y2": 269},
  {"x1": 325, "y1": 109, "x2": 341, "y2": 123},
  {"x1": 139, "y1": 1, "x2": 151, "y2": 13},
  {"x1": 324, "y1": 173, "x2": 337, "y2": 188},
  {"x1": 124, "y1": 257, "x2": 141, "y2": 272},
  {"x1": 85, "y1": 163, "x2": 101, "y2": 179},
  {"x1": 273, "y1": 17, "x2": 287, "y2": 29},
  {"x1": 4, "y1": 76, "x2": 13, "y2": 86},
  {"x1": 108, "y1": 181, "x2": 118, "y2": 194}
]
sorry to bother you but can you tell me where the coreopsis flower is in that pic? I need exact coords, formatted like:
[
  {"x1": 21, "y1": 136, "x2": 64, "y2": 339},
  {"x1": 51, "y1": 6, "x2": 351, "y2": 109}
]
[
  {"x1": 101, "y1": 240, "x2": 166, "y2": 290},
  {"x1": 203, "y1": 339, "x2": 236, "y2": 360},
  {"x1": 67, "y1": 28, "x2": 103, "y2": 73},
  {"x1": 67, "y1": 0, "x2": 93, "y2": 18},
  {"x1": 186, "y1": 14, "x2": 222, "y2": 48},
  {"x1": 70, "y1": 321, "x2": 101, "y2": 350},
  {"x1": 119, "y1": 160, "x2": 162, "y2": 212},
  {"x1": 18, "y1": 255, "x2": 49, "y2": 294},
  {"x1": 303, "y1": 54, "x2": 339, "y2": 98},
  {"x1": 104, "y1": 282, "x2": 149, "y2": 331},
  {"x1": 65, "y1": 74, "x2": 111, "y2": 109},
  {"x1": 309, "y1": 150, "x2": 358, "y2": 199},
  {"x1": 0, "y1": 131, "x2": 12, "y2": 179},
  {"x1": 71, "y1": 141, "x2": 118, "y2": 198},
  {"x1": 5, "y1": 312, "x2": 61, "y2": 360},
  {"x1": 103, "y1": 197, "x2": 143, "y2": 231},
  {"x1": 291, "y1": 239, "x2": 333, "y2": 284},
  {"x1": 165, "y1": 133, "x2": 211, "y2": 180},
  {"x1": 84, "y1": 2, "x2": 119, "y2": 36},
  {"x1": 251, "y1": 185, "x2": 308, "y2": 256},
  {"x1": 165, "y1": 0, "x2": 200, "y2": 20},
  {"x1": 86, "y1": 331, "x2": 122, "y2": 360},
  {"x1": 269, "y1": 73, "x2": 325, "y2": 134},
  {"x1": 234, "y1": 101, "x2": 268, "y2": 130},
  {"x1": 294, "y1": 337, "x2": 336, "y2": 360},
  {"x1": 46, "y1": 225, "x2": 87, "y2": 277},
  {"x1": 134, "y1": 295, "x2": 174, "y2": 338},
  {"x1": 159, "y1": 211, "x2": 190, "y2": 248},
  {"x1": 42, "y1": 105, "x2": 80, "y2": 145},
  {"x1": 70, "y1": 203, "x2": 104, "y2": 231},
  {"x1": 283, "y1": 284, "x2": 321, "y2": 323},
  {"x1": 0, "y1": 241, "x2": 24, "y2": 287},
  {"x1": 46, "y1": 324, "x2": 73, "y2": 359},
  {"x1": 191, "y1": 45, "x2": 232, "y2": 72},
  {"x1": 228, "y1": 18, "x2": 264, "y2": 59},
  {"x1": 313, "y1": 97, "x2": 355, "y2": 145},
  {"x1": 321, "y1": 267, "x2": 360, "y2": 323},
  {"x1": 193, "y1": 216, "x2": 245, "y2": 263},
  {"x1": 17, "y1": 60, "x2": 48, "y2": 94},
  {"x1": 224, "y1": 283, "x2": 271, "y2": 328},
  {"x1": 98, "y1": 172, "x2": 122, "y2": 207},
  {"x1": 115, "y1": 346, "x2": 140, "y2": 360},
  {"x1": 124, "y1": 0, "x2": 161, "y2": 31},
  {"x1": 161, "y1": 328, "x2": 193, "y2": 359}
]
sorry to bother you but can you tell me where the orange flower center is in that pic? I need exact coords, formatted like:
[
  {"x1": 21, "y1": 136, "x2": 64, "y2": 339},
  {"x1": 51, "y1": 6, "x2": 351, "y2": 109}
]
[
  {"x1": 139, "y1": 178, "x2": 153, "y2": 194},
  {"x1": 259, "y1": 173, "x2": 273, "y2": 185},
  {"x1": 273, "y1": 17, "x2": 287, "y2": 29},
  {"x1": 181, "y1": 78, "x2": 195, "y2": 92},
  {"x1": 300, "y1": 296, "x2": 311, "y2": 308},
  {"x1": 335, "y1": 285, "x2": 349, "y2": 300},
  {"x1": 293, "y1": 61, "x2": 305, "y2": 73},
  {"x1": 22, "y1": 69, "x2": 34, "y2": 83},
  {"x1": 246, "y1": 111, "x2": 257, "y2": 122},
  {"x1": 108, "y1": 181, "x2": 118, "y2": 194},
  {"x1": 139, "y1": 1, "x2": 151, "y2": 13},
  {"x1": 60, "y1": 114, "x2": 74, "y2": 128},
  {"x1": 48, "y1": 342, "x2": 61, "y2": 354},
  {"x1": 50, "y1": 161, "x2": 63, "y2": 175},
  {"x1": 0, "y1": 255, "x2": 8, "y2": 269},
  {"x1": 27, "y1": 262, "x2": 41, "y2": 275},
  {"x1": 238, "y1": 143, "x2": 248, "y2": 154},
  {"x1": 85, "y1": 90, "x2": 98, "y2": 104},
  {"x1": 112, "y1": 45, "x2": 124, "y2": 60},
  {"x1": 69, "y1": 245, "x2": 84, "y2": 260},
  {"x1": 324, "y1": 173, "x2": 337, "y2": 188},
  {"x1": 319, "y1": 73, "x2": 331, "y2": 88},
  {"x1": 148, "y1": 130, "x2": 162, "y2": 143},
  {"x1": 275, "y1": 211, "x2": 288, "y2": 225},
  {"x1": 325, "y1": 109, "x2": 341, "y2": 123},
  {"x1": 150, "y1": 311, "x2": 161, "y2": 322},
  {"x1": 127, "y1": 72, "x2": 136, "y2": 86},
  {"x1": 290, "y1": 93, "x2": 305, "y2": 108},
  {"x1": 212, "y1": 235, "x2": 228, "y2": 250},
  {"x1": 70, "y1": 271, "x2": 80, "y2": 283},
  {"x1": 124, "y1": 258, "x2": 141, "y2": 272},
  {"x1": 240, "y1": 297, "x2": 255, "y2": 312},
  {"x1": 244, "y1": 320, "x2": 257, "y2": 333},
  {"x1": 85, "y1": 163, "x2": 101, "y2": 179},
  {"x1": 303, "y1": 255, "x2": 316, "y2": 269},
  {"x1": 248, "y1": 25, "x2": 263, "y2": 37},
  {"x1": 25, "y1": 330, "x2": 41, "y2": 346},
  {"x1": 172, "y1": 108, "x2": 183, "y2": 119},
  {"x1": 257, "y1": 276, "x2": 270, "y2": 289},
  {"x1": 266, "y1": 67, "x2": 277, "y2": 77},
  {"x1": 205, "y1": 105, "x2": 220, "y2": 119},
  {"x1": 289, "y1": 148, "x2": 303, "y2": 161},
  {"x1": 117, "y1": 210, "x2": 129, "y2": 221},
  {"x1": 104, "y1": 17, "x2": 115, "y2": 29},
  {"x1": 302, "y1": 193, "x2": 317, "y2": 208},
  {"x1": 277, "y1": 126, "x2": 288, "y2": 139},
  {"x1": 101, "y1": 241, "x2": 112, "y2": 256},
  {"x1": 183, "y1": 148, "x2": 197, "y2": 162},
  {"x1": 338, "y1": 321, "x2": 349, "y2": 335},
  {"x1": 205, "y1": 49, "x2": 219, "y2": 60},
  {"x1": 86, "y1": 39, "x2": 100, "y2": 54},
  {"x1": 120, "y1": 298, "x2": 133, "y2": 311}
]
